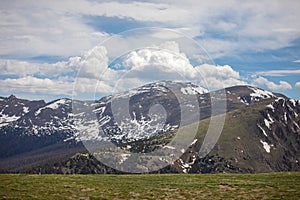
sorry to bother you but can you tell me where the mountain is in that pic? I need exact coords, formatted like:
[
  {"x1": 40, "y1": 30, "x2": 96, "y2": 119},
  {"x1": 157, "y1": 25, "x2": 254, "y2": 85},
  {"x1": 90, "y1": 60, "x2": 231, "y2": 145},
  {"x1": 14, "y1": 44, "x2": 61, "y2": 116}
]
[
  {"x1": 73, "y1": 81, "x2": 209, "y2": 143},
  {"x1": 0, "y1": 95, "x2": 46, "y2": 128},
  {"x1": 0, "y1": 81, "x2": 299, "y2": 174},
  {"x1": 179, "y1": 96, "x2": 300, "y2": 173}
]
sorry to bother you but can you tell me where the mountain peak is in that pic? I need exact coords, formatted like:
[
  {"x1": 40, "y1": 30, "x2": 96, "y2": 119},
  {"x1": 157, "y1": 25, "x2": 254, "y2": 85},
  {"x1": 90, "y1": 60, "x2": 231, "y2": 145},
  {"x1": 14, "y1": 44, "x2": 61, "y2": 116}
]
[
  {"x1": 116, "y1": 81, "x2": 209, "y2": 99},
  {"x1": 8, "y1": 94, "x2": 17, "y2": 100}
]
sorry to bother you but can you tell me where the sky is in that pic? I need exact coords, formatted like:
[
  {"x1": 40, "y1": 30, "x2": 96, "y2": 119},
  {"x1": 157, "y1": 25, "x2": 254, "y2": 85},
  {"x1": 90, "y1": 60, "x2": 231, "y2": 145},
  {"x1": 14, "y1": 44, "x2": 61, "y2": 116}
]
[{"x1": 0, "y1": 0, "x2": 299, "y2": 101}]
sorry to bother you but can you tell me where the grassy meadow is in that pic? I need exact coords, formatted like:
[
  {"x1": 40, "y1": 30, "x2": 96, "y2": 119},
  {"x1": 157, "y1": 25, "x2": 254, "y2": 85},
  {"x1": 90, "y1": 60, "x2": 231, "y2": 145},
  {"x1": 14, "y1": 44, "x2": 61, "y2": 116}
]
[{"x1": 0, "y1": 172, "x2": 299, "y2": 199}]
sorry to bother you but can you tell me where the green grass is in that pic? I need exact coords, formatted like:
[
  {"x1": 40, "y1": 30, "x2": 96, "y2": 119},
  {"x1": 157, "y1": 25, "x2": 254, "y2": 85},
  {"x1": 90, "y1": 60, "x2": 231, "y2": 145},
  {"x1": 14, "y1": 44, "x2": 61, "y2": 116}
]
[{"x1": 0, "y1": 173, "x2": 299, "y2": 199}]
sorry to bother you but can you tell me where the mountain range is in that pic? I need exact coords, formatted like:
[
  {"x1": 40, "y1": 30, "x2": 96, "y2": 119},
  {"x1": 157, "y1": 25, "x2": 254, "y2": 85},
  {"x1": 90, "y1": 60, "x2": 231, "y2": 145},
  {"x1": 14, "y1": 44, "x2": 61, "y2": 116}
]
[{"x1": 0, "y1": 81, "x2": 299, "y2": 174}]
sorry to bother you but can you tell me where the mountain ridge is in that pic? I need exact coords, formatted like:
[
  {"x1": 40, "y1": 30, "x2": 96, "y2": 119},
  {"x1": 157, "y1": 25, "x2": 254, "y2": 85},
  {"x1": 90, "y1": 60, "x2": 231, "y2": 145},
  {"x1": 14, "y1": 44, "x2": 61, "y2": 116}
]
[{"x1": 0, "y1": 81, "x2": 299, "y2": 173}]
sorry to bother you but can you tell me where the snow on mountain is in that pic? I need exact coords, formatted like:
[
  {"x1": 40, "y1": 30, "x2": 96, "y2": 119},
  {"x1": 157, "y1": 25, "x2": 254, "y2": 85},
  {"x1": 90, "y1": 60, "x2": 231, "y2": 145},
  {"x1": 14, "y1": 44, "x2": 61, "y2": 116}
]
[
  {"x1": 0, "y1": 114, "x2": 20, "y2": 127},
  {"x1": 0, "y1": 82, "x2": 300, "y2": 174},
  {"x1": 180, "y1": 84, "x2": 209, "y2": 94},
  {"x1": 0, "y1": 97, "x2": 73, "y2": 137},
  {"x1": 111, "y1": 81, "x2": 208, "y2": 100},
  {"x1": 0, "y1": 82, "x2": 298, "y2": 147},
  {"x1": 256, "y1": 97, "x2": 300, "y2": 153},
  {"x1": 260, "y1": 140, "x2": 272, "y2": 153},
  {"x1": 35, "y1": 99, "x2": 69, "y2": 116},
  {"x1": 248, "y1": 86, "x2": 276, "y2": 101},
  {"x1": 74, "y1": 81, "x2": 204, "y2": 143},
  {"x1": 225, "y1": 85, "x2": 281, "y2": 106},
  {"x1": 0, "y1": 95, "x2": 46, "y2": 127}
]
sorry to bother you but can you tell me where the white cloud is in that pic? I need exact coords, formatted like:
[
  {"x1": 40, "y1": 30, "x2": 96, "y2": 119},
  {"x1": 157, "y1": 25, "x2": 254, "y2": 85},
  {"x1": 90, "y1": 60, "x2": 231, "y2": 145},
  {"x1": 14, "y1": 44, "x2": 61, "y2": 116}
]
[
  {"x1": 1, "y1": 1, "x2": 299, "y2": 100},
  {"x1": 0, "y1": 45, "x2": 113, "y2": 97},
  {"x1": 256, "y1": 69, "x2": 300, "y2": 77},
  {"x1": 120, "y1": 45, "x2": 245, "y2": 90},
  {"x1": 253, "y1": 76, "x2": 292, "y2": 90},
  {"x1": 0, "y1": 76, "x2": 73, "y2": 95},
  {"x1": 123, "y1": 48, "x2": 192, "y2": 74},
  {"x1": 0, "y1": 40, "x2": 294, "y2": 99},
  {"x1": 1, "y1": 0, "x2": 300, "y2": 59},
  {"x1": 295, "y1": 82, "x2": 300, "y2": 90},
  {"x1": 0, "y1": 76, "x2": 114, "y2": 98},
  {"x1": 155, "y1": 0, "x2": 300, "y2": 57},
  {"x1": 0, "y1": 41, "x2": 244, "y2": 98},
  {"x1": 81, "y1": 42, "x2": 247, "y2": 94},
  {"x1": 0, "y1": 1, "x2": 109, "y2": 58},
  {"x1": 38, "y1": 0, "x2": 190, "y2": 24},
  {"x1": 74, "y1": 46, "x2": 109, "y2": 79},
  {"x1": 293, "y1": 60, "x2": 300, "y2": 63},
  {"x1": 0, "y1": 59, "x2": 76, "y2": 78},
  {"x1": 0, "y1": 45, "x2": 109, "y2": 79},
  {"x1": 74, "y1": 78, "x2": 114, "y2": 94},
  {"x1": 0, "y1": 60, "x2": 39, "y2": 77},
  {"x1": 195, "y1": 64, "x2": 246, "y2": 89}
]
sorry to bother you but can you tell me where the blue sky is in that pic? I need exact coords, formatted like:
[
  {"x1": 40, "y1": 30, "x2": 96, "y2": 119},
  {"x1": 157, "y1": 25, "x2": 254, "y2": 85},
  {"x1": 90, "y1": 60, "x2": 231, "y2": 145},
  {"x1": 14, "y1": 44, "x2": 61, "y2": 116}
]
[{"x1": 0, "y1": 0, "x2": 299, "y2": 101}]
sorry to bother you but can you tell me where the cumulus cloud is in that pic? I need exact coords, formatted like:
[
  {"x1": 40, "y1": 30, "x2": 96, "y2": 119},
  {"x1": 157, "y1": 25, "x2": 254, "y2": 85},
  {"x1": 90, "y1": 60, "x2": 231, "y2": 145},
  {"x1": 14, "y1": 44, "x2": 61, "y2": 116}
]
[
  {"x1": 84, "y1": 42, "x2": 247, "y2": 94},
  {"x1": 72, "y1": 46, "x2": 109, "y2": 79},
  {"x1": 123, "y1": 48, "x2": 192, "y2": 73},
  {"x1": 253, "y1": 76, "x2": 292, "y2": 90},
  {"x1": 4, "y1": 40, "x2": 295, "y2": 100},
  {"x1": 120, "y1": 44, "x2": 246, "y2": 90},
  {"x1": 1, "y1": 41, "x2": 247, "y2": 98},
  {"x1": 195, "y1": 64, "x2": 246, "y2": 89},
  {"x1": 295, "y1": 82, "x2": 300, "y2": 90}
]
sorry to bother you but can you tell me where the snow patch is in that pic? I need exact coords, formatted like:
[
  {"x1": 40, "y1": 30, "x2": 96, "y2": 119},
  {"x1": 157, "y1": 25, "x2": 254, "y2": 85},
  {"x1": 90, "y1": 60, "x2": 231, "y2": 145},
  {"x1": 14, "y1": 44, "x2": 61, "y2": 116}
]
[
  {"x1": 238, "y1": 97, "x2": 249, "y2": 105},
  {"x1": 178, "y1": 157, "x2": 196, "y2": 174},
  {"x1": 163, "y1": 145, "x2": 175, "y2": 150},
  {"x1": 93, "y1": 106, "x2": 106, "y2": 115},
  {"x1": 114, "y1": 81, "x2": 170, "y2": 98},
  {"x1": 263, "y1": 113, "x2": 274, "y2": 130},
  {"x1": 284, "y1": 112, "x2": 288, "y2": 124},
  {"x1": 264, "y1": 119, "x2": 272, "y2": 130},
  {"x1": 0, "y1": 115, "x2": 20, "y2": 127},
  {"x1": 293, "y1": 121, "x2": 300, "y2": 130},
  {"x1": 266, "y1": 104, "x2": 274, "y2": 112},
  {"x1": 190, "y1": 139, "x2": 198, "y2": 146},
  {"x1": 260, "y1": 140, "x2": 273, "y2": 153},
  {"x1": 119, "y1": 153, "x2": 131, "y2": 164},
  {"x1": 275, "y1": 97, "x2": 285, "y2": 102},
  {"x1": 23, "y1": 107, "x2": 29, "y2": 113},
  {"x1": 248, "y1": 86, "x2": 275, "y2": 102},
  {"x1": 289, "y1": 99, "x2": 296, "y2": 107},
  {"x1": 180, "y1": 86, "x2": 208, "y2": 95},
  {"x1": 35, "y1": 99, "x2": 68, "y2": 116},
  {"x1": 257, "y1": 124, "x2": 268, "y2": 137}
]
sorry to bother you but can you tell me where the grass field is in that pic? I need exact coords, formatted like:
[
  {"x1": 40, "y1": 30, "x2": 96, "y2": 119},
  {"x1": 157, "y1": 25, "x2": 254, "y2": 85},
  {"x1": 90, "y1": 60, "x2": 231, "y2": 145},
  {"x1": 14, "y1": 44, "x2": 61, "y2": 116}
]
[{"x1": 0, "y1": 173, "x2": 300, "y2": 199}]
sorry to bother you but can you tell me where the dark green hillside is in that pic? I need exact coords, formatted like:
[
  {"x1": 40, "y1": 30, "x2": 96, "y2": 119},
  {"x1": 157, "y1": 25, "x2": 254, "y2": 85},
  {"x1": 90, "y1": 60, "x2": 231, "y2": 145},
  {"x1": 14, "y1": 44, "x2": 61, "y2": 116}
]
[{"x1": 186, "y1": 98, "x2": 300, "y2": 173}]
